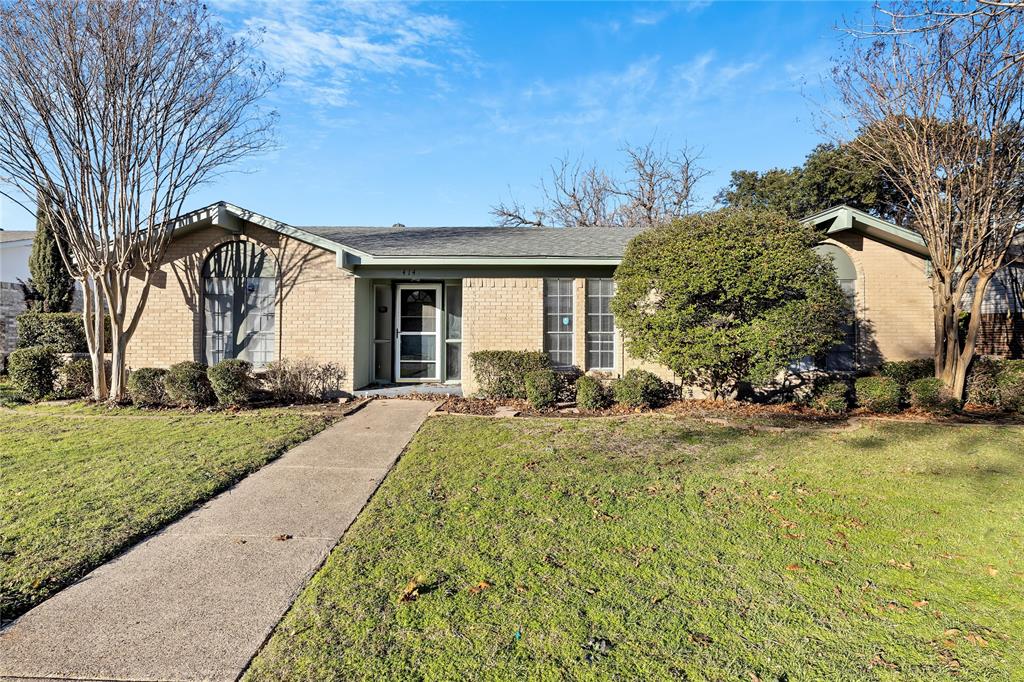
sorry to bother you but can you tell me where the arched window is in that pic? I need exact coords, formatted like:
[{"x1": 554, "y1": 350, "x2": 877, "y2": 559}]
[
  {"x1": 815, "y1": 243, "x2": 858, "y2": 370},
  {"x1": 203, "y1": 241, "x2": 277, "y2": 367}
]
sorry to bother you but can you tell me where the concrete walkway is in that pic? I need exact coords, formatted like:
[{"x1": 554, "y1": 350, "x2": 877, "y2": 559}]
[{"x1": 0, "y1": 399, "x2": 437, "y2": 682}]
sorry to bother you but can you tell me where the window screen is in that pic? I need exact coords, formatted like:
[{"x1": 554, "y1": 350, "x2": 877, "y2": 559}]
[
  {"x1": 544, "y1": 278, "x2": 574, "y2": 367},
  {"x1": 586, "y1": 278, "x2": 615, "y2": 370},
  {"x1": 203, "y1": 241, "x2": 277, "y2": 368}
]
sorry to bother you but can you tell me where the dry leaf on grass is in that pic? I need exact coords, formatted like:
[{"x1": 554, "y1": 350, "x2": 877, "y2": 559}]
[{"x1": 468, "y1": 580, "x2": 491, "y2": 595}]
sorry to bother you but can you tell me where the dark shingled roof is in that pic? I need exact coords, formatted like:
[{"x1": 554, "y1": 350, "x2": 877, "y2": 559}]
[
  {"x1": 0, "y1": 230, "x2": 35, "y2": 243},
  {"x1": 299, "y1": 225, "x2": 646, "y2": 258}
]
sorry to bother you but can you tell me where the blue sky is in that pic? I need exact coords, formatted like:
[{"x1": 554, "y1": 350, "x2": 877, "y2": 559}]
[{"x1": 0, "y1": 1, "x2": 868, "y2": 230}]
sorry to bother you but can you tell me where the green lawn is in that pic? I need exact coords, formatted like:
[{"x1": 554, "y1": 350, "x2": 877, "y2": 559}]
[
  {"x1": 0, "y1": 405, "x2": 330, "y2": 622},
  {"x1": 247, "y1": 416, "x2": 1024, "y2": 681}
]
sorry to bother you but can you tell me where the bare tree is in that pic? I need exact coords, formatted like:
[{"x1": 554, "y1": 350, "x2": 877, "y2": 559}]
[
  {"x1": 492, "y1": 140, "x2": 710, "y2": 227},
  {"x1": 854, "y1": 1, "x2": 1024, "y2": 71},
  {"x1": 0, "y1": 0, "x2": 278, "y2": 401},
  {"x1": 833, "y1": 3, "x2": 1024, "y2": 399}
]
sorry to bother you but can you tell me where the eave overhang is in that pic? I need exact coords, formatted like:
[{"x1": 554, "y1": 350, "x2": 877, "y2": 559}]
[{"x1": 802, "y1": 205, "x2": 929, "y2": 257}]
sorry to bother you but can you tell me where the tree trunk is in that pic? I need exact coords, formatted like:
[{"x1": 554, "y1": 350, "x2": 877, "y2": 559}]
[
  {"x1": 81, "y1": 277, "x2": 108, "y2": 401},
  {"x1": 951, "y1": 273, "x2": 993, "y2": 400}
]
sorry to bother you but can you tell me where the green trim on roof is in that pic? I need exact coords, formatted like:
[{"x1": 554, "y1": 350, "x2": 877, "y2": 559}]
[{"x1": 802, "y1": 205, "x2": 928, "y2": 256}]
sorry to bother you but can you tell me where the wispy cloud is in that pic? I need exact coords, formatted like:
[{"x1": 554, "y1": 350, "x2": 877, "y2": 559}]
[{"x1": 216, "y1": 1, "x2": 467, "y2": 108}]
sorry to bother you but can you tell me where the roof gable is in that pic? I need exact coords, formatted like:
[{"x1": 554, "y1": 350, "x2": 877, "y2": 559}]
[{"x1": 802, "y1": 205, "x2": 929, "y2": 256}]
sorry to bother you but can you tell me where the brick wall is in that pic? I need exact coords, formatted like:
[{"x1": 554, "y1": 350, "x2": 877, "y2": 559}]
[
  {"x1": 826, "y1": 232, "x2": 934, "y2": 365},
  {"x1": 124, "y1": 224, "x2": 357, "y2": 390},
  {"x1": 461, "y1": 277, "x2": 544, "y2": 395},
  {"x1": 0, "y1": 282, "x2": 26, "y2": 360}
]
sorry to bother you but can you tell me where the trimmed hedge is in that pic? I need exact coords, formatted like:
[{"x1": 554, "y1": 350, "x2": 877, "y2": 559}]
[
  {"x1": 855, "y1": 376, "x2": 901, "y2": 414},
  {"x1": 811, "y1": 380, "x2": 849, "y2": 414},
  {"x1": 57, "y1": 358, "x2": 93, "y2": 399},
  {"x1": 879, "y1": 359, "x2": 934, "y2": 395},
  {"x1": 7, "y1": 346, "x2": 59, "y2": 401},
  {"x1": 208, "y1": 359, "x2": 256, "y2": 406},
  {"x1": 469, "y1": 350, "x2": 550, "y2": 399},
  {"x1": 163, "y1": 361, "x2": 215, "y2": 408},
  {"x1": 908, "y1": 377, "x2": 958, "y2": 414},
  {"x1": 16, "y1": 313, "x2": 111, "y2": 353},
  {"x1": 127, "y1": 368, "x2": 168, "y2": 406},
  {"x1": 612, "y1": 369, "x2": 666, "y2": 409},
  {"x1": 966, "y1": 357, "x2": 1024, "y2": 411},
  {"x1": 576, "y1": 374, "x2": 610, "y2": 410},
  {"x1": 997, "y1": 361, "x2": 1024, "y2": 413},
  {"x1": 524, "y1": 369, "x2": 558, "y2": 409}
]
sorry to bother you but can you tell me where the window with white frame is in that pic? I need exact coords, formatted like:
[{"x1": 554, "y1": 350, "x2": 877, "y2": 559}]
[
  {"x1": 586, "y1": 278, "x2": 615, "y2": 370},
  {"x1": 543, "y1": 278, "x2": 574, "y2": 367}
]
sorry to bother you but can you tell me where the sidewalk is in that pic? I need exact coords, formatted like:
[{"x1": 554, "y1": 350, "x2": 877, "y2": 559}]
[{"x1": 0, "y1": 399, "x2": 437, "y2": 682}]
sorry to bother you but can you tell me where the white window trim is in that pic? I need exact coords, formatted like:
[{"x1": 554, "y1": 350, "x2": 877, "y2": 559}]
[
  {"x1": 585, "y1": 278, "x2": 616, "y2": 371},
  {"x1": 544, "y1": 277, "x2": 576, "y2": 368}
]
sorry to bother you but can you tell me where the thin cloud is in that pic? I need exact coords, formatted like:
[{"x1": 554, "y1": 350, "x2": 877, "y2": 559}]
[{"x1": 216, "y1": 0, "x2": 467, "y2": 108}]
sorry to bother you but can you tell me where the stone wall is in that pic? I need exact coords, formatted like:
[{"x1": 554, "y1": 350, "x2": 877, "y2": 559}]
[{"x1": 0, "y1": 282, "x2": 26, "y2": 362}]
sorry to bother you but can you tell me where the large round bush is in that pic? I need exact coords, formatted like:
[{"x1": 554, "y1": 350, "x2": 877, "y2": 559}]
[{"x1": 612, "y1": 208, "x2": 849, "y2": 399}]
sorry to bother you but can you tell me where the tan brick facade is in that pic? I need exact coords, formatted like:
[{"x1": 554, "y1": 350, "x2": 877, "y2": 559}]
[
  {"x1": 461, "y1": 277, "x2": 545, "y2": 394},
  {"x1": 125, "y1": 224, "x2": 357, "y2": 390},
  {"x1": 124, "y1": 223, "x2": 935, "y2": 397},
  {"x1": 825, "y1": 232, "x2": 934, "y2": 364}
]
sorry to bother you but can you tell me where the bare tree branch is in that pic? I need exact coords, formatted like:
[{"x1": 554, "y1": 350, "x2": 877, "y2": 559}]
[
  {"x1": 0, "y1": 0, "x2": 279, "y2": 401},
  {"x1": 491, "y1": 140, "x2": 709, "y2": 228}
]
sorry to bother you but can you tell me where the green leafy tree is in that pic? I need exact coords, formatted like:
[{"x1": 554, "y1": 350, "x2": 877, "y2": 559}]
[
  {"x1": 717, "y1": 141, "x2": 907, "y2": 224},
  {"x1": 26, "y1": 197, "x2": 74, "y2": 312},
  {"x1": 611, "y1": 208, "x2": 850, "y2": 399}
]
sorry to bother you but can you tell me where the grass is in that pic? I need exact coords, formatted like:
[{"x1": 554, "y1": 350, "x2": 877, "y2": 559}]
[
  {"x1": 247, "y1": 415, "x2": 1024, "y2": 681},
  {"x1": 0, "y1": 404, "x2": 331, "y2": 622}
]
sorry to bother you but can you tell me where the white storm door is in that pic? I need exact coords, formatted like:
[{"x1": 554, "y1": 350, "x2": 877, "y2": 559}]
[{"x1": 394, "y1": 284, "x2": 442, "y2": 382}]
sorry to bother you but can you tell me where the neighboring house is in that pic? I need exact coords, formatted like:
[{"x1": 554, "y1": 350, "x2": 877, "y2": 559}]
[
  {"x1": 0, "y1": 229, "x2": 36, "y2": 357},
  {"x1": 124, "y1": 202, "x2": 1019, "y2": 395}
]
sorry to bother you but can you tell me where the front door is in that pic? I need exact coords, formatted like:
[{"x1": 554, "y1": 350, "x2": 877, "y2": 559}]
[{"x1": 394, "y1": 284, "x2": 442, "y2": 382}]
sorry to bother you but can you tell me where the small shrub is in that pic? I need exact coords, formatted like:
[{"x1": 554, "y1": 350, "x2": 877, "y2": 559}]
[
  {"x1": 997, "y1": 361, "x2": 1024, "y2": 413},
  {"x1": 208, "y1": 359, "x2": 256, "y2": 406},
  {"x1": 7, "y1": 346, "x2": 58, "y2": 401},
  {"x1": 908, "y1": 377, "x2": 958, "y2": 414},
  {"x1": 879, "y1": 358, "x2": 934, "y2": 396},
  {"x1": 127, "y1": 368, "x2": 168, "y2": 406},
  {"x1": 576, "y1": 374, "x2": 610, "y2": 410},
  {"x1": 57, "y1": 358, "x2": 93, "y2": 399},
  {"x1": 524, "y1": 369, "x2": 558, "y2": 409},
  {"x1": 966, "y1": 355, "x2": 1002, "y2": 406},
  {"x1": 612, "y1": 369, "x2": 667, "y2": 409},
  {"x1": 163, "y1": 361, "x2": 215, "y2": 408},
  {"x1": 811, "y1": 380, "x2": 849, "y2": 414},
  {"x1": 470, "y1": 350, "x2": 550, "y2": 399},
  {"x1": 263, "y1": 358, "x2": 347, "y2": 403},
  {"x1": 855, "y1": 376, "x2": 901, "y2": 414},
  {"x1": 555, "y1": 365, "x2": 583, "y2": 403}
]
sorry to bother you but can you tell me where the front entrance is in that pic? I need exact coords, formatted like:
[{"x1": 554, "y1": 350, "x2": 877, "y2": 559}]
[{"x1": 394, "y1": 284, "x2": 442, "y2": 382}]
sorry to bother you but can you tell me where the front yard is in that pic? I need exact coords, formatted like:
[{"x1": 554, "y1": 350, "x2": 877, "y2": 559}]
[
  {"x1": 0, "y1": 403, "x2": 330, "y2": 622},
  {"x1": 247, "y1": 415, "x2": 1023, "y2": 680}
]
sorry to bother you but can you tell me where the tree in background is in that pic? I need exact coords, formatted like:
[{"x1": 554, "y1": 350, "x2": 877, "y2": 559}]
[
  {"x1": 0, "y1": 0, "x2": 277, "y2": 401},
  {"x1": 492, "y1": 140, "x2": 710, "y2": 227},
  {"x1": 611, "y1": 208, "x2": 849, "y2": 400},
  {"x1": 25, "y1": 196, "x2": 75, "y2": 312},
  {"x1": 717, "y1": 141, "x2": 907, "y2": 224},
  {"x1": 834, "y1": 2, "x2": 1024, "y2": 400}
]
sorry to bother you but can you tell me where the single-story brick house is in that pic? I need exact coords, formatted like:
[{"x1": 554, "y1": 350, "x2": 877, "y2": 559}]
[{"x1": 125, "y1": 202, "x2": 1023, "y2": 394}]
